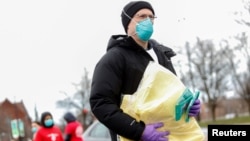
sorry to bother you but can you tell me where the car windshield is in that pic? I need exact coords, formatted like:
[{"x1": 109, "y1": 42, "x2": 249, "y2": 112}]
[{"x1": 88, "y1": 122, "x2": 109, "y2": 138}]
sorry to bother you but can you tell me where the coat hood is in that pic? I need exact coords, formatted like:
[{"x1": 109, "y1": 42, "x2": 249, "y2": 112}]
[
  {"x1": 106, "y1": 35, "x2": 129, "y2": 51},
  {"x1": 40, "y1": 111, "x2": 54, "y2": 128}
]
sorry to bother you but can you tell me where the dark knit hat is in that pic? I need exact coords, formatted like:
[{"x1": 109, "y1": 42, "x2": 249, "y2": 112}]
[{"x1": 121, "y1": 1, "x2": 155, "y2": 33}]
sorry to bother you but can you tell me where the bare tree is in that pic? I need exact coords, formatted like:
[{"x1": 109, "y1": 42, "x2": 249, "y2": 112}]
[
  {"x1": 221, "y1": 32, "x2": 250, "y2": 115},
  {"x1": 222, "y1": 0, "x2": 250, "y2": 115},
  {"x1": 234, "y1": 0, "x2": 250, "y2": 27},
  {"x1": 181, "y1": 38, "x2": 231, "y2": 121},
  {"x1": 72, "y1": 68, "x2": 95, "y2": 128},
  {"x1": 176, "y1": 42, "x2": 202, "y2": 121},
  {"x1": 56, "y1": 68, "x2": 94, "y2": 128}
]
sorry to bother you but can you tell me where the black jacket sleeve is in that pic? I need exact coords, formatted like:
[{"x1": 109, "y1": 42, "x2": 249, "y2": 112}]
[
  {"x1": 90, "y1": 50, "x2": 145, "y2": 141},
  {"x1": 64, "y1": 134, "x2": 71, "y2": 141}
]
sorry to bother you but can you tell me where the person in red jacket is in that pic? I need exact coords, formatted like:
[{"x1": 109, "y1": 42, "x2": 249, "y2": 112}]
[
  {"x1": 31, "y1": 121, "x2": 41, "y2": 140},
  {"x1": 63, "y1": 112, "x2": 84, "y2": 141},
  {"x1": 34, "y1": 111, "x2": 64, "y2": 141}
]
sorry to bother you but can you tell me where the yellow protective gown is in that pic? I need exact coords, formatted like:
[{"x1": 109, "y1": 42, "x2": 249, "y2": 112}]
[{"x1": 120, "y1": 61, "x2": 205, "y2": 141}]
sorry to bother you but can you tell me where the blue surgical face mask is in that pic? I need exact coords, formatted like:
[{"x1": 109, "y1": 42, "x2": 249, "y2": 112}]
[
  {"x1": 135, "y1": 18, "x2": 153, "y2": 41},
  {"x1": 32, "y1": 127, "x2": 37, "y2": 133},
  {"x1": 44, "y1": 119, "x2": 53, "y2": 127}
]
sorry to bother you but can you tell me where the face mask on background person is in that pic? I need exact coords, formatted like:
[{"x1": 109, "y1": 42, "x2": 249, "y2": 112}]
[
  {"x1": 135, "y1": 17, "x2": 153, "y2": 41},
  {"x1": 32, "y1": 127, "x2": 37, "y2": 133},
  {"x1": 44, "y1": 119, "x2": 54, "y2": 127}
]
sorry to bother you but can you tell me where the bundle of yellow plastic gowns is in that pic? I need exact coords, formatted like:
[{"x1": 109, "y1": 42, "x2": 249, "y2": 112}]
[{"x1": 119, "y1": 61, "x2": 205, "y2": 141}]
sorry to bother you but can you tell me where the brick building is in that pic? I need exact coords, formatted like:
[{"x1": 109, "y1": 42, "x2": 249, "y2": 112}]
[
  {"x1": 200, "y1": 97, "x2": 249, "y2": 121},
  {"x1": 0, "y1": 99, "x2": 32, "y2": 141}
]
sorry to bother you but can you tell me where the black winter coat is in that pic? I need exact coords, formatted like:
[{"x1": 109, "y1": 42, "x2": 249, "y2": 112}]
[{"x1": 90, "y1": 35, "x2": 176, "y2": 141}]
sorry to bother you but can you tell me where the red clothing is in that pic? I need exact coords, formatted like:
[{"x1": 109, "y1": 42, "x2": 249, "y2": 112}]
[
  {"x1": 64, "y1": 121, "x2": 84, "y2": 141},
  {"x1": 34, "y1": 126, "x2": 64, "y2": 141}
]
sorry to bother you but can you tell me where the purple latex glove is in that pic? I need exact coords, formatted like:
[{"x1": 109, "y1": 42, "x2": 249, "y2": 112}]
[
  {"x1": 188, "y1": 99, "x2": 201, "y2": 117},
  {"x1": 141, "y1": 122, "x2": 170, "y2": 141}
]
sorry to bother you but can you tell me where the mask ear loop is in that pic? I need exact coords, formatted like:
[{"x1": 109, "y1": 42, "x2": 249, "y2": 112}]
[
  {"x1": 122, "y1": 10, "x2": 138, "y2": 36},
  {"x1": 123, "y1": 10, "x2": 139, "y2": 25},
  {"x1": 122, "y1": 9, "x2": 131, "y2": 19}
]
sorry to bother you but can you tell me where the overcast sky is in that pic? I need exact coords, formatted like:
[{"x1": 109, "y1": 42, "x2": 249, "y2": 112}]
[{"x1": 0, "y1": 0, "x2": 247, "y2": 123}]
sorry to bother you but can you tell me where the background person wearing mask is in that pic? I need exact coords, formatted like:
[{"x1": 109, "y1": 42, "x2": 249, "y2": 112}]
[
  {"x1": 31, "y1": 121, "x2": 41, "y2": 140},
  {"x1": 89, "y1": 1, "x2": 201, "y2": 141},
  {"x1": 63, "y1": 112, "x2": 84, "y2": 141},
  {"x1": 34, "y1": 111, "x2": 64, "y2": 141}
]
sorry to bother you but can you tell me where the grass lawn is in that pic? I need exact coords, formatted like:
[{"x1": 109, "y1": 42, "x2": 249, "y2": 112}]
[{"x1": 198, "y1": 116, "x2": 250, "y2": 127}]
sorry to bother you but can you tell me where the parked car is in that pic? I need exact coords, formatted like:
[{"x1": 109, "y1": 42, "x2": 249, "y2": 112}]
[{"x1": 83, "y1": 120, "x2": 111, "y2": 141}]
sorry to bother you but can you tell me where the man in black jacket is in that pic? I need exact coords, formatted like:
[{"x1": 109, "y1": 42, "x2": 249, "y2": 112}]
[{"x1": 90, "y1": 1, "x2": 201, "y2": 141}]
